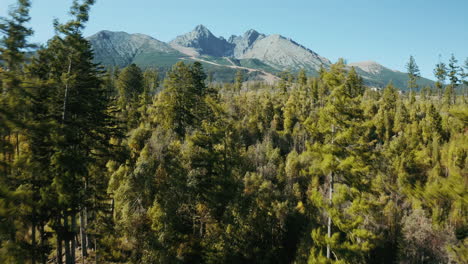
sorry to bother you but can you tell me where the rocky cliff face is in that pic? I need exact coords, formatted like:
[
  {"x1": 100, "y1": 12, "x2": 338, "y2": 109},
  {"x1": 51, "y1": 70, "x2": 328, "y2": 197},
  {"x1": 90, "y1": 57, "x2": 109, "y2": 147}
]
[
  {"x1": 87, "y1": 30, "x2": 179, "y2": 67},
  {"x1": 228, "y1": 29, "x2": 266, "y2": 58},
  {"x1": 169, "y1": 25, "x2": 234, "y2": 57},
  {"x1": 87, "y1": 26, "x2": 434, "y2": 89},
  {"x1": 238, "y1": 34, "x2": 331, "y2": 71}
]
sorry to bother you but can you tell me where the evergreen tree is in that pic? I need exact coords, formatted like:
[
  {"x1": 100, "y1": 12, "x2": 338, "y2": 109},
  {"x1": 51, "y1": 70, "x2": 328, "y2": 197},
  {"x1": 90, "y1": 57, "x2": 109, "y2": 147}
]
[
  {"x1": 406, "y1": 55, "x2": 420, "y2": 94},
  {"x1": 117, "y1": 63, "x2": 144, "y2": 106},
  {"x1": 446, "y1": 54, "x2": 460, "y2": 105},
  {"x1": 0, "y1": 1, "x2": 38, "y2": 262},
  {"x1": 297, "y1": 69, "x2": 307, "y2": 87},
  {"x1": 27, "y1": 1, "x2": 115, "y2": 263},
  {"x1": 434, "y1": 56, "x2": 447, "y2": 100},
  {"x1": 308, "y1": 61, "x2": 377, "y2": 263},
  {"x1": 234, "y1": 69, "x2": 243, "y2": 92}
]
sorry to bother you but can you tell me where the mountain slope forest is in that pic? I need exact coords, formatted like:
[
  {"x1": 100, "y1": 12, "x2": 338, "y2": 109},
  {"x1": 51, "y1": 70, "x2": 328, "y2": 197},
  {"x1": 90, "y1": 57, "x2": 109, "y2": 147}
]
[{"x1": 0, "y1": 1, "x2": 467, "y2": 264}]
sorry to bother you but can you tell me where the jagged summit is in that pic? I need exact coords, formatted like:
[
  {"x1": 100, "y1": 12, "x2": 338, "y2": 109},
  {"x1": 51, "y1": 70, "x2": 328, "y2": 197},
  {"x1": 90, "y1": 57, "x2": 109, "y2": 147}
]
[
  {"x1": 170, "y1": 25, "x2": 234, "y2": 57},
  {"x1": 229, "y1": 29, "x2": 266, "y2": 58},
  {"x1": 191, "y1": 24, "x2": 213, "y2": 38},
  {"x1": 348, "y1": 61, "x2": 398, "y2": 75},
  {"x1": 87, "y1": 27, "x2": 435, "y2": 89},
  {"x1": 87, "y1": 30, "x2": 178, "y2": 67}
]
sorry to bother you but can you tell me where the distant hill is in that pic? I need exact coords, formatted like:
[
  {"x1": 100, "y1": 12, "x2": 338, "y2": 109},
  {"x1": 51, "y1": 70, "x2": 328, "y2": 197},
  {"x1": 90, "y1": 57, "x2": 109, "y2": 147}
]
[
  {"x1": 349, "y1": 61, "x2": 435, "y2": 90},
  {"x1": 87, "y1": 26, "x2": 434, "y2": 89}
]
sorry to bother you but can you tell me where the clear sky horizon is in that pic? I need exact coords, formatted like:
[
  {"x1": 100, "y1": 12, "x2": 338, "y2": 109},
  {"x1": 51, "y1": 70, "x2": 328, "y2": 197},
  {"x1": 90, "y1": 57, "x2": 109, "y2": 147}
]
[{"x1": 1, "y1": 0, "x2": 467, "y2": 80}]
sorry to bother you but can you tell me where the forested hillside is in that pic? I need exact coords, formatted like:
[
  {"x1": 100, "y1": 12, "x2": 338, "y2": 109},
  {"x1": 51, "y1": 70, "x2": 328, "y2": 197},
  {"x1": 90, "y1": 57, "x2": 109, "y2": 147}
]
[{"x1": 1, "y1": 1, "x2": 467, "y2": 264}]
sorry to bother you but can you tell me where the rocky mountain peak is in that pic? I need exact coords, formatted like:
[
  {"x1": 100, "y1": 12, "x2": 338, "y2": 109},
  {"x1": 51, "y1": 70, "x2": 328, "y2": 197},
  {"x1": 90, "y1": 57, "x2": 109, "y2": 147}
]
[
  {"x1": 348, "y1": 61, "x2": 388, "y2": 75},
  {"x1": 170, "y1": 25, "x2": 234, "y2": 57},
  {"x1": 87, "y1": 30, "x2": 177, "y2": 67},
  {"x1": 193, "y1": 24, "x2": 212, "y2": 36},
  {"x1": 228, "y1": 29, "x2": 266, "y2": 58}
]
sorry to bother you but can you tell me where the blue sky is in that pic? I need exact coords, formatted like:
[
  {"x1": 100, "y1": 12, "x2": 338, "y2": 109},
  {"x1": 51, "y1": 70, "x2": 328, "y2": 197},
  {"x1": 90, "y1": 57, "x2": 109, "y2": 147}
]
[{"x1": 1, "y1": 0, "x2": 467, "y2": 79}]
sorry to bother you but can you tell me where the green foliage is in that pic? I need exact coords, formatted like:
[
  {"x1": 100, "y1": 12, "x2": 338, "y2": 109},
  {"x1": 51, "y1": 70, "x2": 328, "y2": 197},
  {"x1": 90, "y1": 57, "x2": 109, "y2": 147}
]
[
  {"x1": 406, "y1": 55, "x2": 420, "y2": 94},
  {"x1": 1, "y1": 3, "x2": 467, "y2": 263}
]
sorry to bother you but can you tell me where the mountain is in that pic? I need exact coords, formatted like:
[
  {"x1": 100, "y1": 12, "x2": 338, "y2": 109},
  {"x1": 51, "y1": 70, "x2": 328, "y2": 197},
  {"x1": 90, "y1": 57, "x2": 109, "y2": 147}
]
[
  {"x1": 170, "y1": 25, "x2": 234, "y2": 57},
  {"x1": 236, "y1": 34, "x2": 330, "y2": 71},
  {"x1": 87, "y1": 30, "x2": 184, "y2": 68},
  {"x1": 87, "y1": 26, "x2": 434, "y2": 89},
  {"x1": 228, "y1": 29, "x2": 266, "y2": 58},
  {"x1": 170, "y1": 26, "x2": 330, "y2": 72},
  {"x1": 349, "y1": 61, "x2": 435, "y2": 89}
]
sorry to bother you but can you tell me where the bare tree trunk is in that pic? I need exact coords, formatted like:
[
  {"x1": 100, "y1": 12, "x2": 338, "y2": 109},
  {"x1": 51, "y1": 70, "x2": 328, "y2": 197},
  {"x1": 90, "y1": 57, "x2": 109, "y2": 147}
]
[
  {"x1": 71, "y1": 214, "x2": 76, "y2": 264},
  {"x1": 62, "y1": 58, "x2": 72, "y2": 123},
  {"x1": 94, "y1": 237, "x2": 98, "y2": 264},
  {"x1": 326, "y1": 171, "x2": 334, "y2": 259},
  {"x1": 32, "y1": 221, "x2": 36, "y2": 264},
  {"x1": 64, "y1": 215, "x2": 71, "y2": 264},
  {"x1": 56, "y1": 233, "x2": 63, "y2": 264},
  {"x1": 80, "y1": 208, "x2": 88, "y2": 259},
  {"x1": 327, "y1": 124, "x2": 335, "y2": 260},
  {"x1": 40, "y1": 224, "x2": 46, "y2": 264},
  {"x1": 15, "y1": 132, "x2": 19, "y2": 156}
]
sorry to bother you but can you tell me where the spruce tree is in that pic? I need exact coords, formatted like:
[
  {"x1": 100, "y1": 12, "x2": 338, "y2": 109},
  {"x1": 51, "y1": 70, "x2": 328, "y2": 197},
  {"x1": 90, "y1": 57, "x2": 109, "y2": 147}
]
[
  {"x1": 406, "y1": 55, "x2": 420, "y2": 94},
  {"x1": 434, "y1": 57, "x2": 447, "y2": 100},
  {"x1": 446, "y1": 54, "x2": 460, "y2": 105},
  {"x1": 27, "y1": 1, "x2": 115, "y2": 263},
  {"x1": 308, "y1": 60, "x2": 377, "y2": 263},
  {"x1": 234, "y1": 69, "x2": 243, "y2": 93}
]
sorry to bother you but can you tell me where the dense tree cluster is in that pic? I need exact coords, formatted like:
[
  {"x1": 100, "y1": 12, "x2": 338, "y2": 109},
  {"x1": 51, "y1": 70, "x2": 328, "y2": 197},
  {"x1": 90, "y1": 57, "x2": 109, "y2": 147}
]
[{"x1": 0, "y1": 1, "x2": 467, "y2": 263}]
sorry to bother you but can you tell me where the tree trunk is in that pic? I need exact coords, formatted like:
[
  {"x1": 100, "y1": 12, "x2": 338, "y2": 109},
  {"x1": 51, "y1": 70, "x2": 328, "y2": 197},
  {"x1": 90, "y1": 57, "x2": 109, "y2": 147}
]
[
  {"x1": 64, "y1": 216, "x2": 71, "y2": 264},
  {"x1": 94, "y1": 237, "x2": 98, "y2": 264},
  {"x1": 32, "y1": 221, "x2": 36, "y2": 264},
  {"x1": 327, "y1": 124, "x2": 335, "y2": 260},
  {"x1": 40, "y1": 224, "x2": 46, "y2": 264},
  {"x1": 71, "y1": 214, "x2": 76, "y2": 264},
  {"x1": 80, "y1": 208, "x2": 88, "y2": 258},
  {"x1": 15, "y1": 132, "x2": 19, "y2": 156},
  {"x1": 326, "y1": 171, "x2": 334, "y2": 259},
  {"x1": 62, "y1": 58, "x2": 72, "y2": 123},
  {"x1": 56, "y1": 233, "x2": 63, "y2": 264}
]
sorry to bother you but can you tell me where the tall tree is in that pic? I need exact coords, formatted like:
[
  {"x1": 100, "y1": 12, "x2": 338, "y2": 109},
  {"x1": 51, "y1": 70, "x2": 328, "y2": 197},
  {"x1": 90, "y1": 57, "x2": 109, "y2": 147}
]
[
  {"x1": 406, "y1": 55, "x2": 420, "y2": 94},
  {"x1": 0, "y1": 1, "x2": 37, "y2": 263},
  {"x1": 28, "y1": 1, "x2": 115, "y2": 263},
  {"x1": 308, "y1": 60, "x2": 377, "y2": 263},
  {"x1": 433, "y1": 56, "x2": 447, "y2": 100},
  {"x1": 234, "y1": 70, "x2": 243, "y2": 93},
  {"x1": 445, "y1": 54, "x2": 460, "y2": 105}
]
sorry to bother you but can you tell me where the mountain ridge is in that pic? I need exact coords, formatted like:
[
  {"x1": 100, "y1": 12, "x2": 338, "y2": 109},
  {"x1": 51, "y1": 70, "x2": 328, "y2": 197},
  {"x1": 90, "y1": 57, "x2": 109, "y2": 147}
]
[{"x1": 87, "y1": 25, "x2": 435, "y2": 89}]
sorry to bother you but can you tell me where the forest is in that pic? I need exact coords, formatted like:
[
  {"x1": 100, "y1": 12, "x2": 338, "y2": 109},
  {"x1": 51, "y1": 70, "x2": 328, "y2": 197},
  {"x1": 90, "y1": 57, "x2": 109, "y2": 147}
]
[{"x1": 0, "y1": 1, "x2": 467, "y2": 264}]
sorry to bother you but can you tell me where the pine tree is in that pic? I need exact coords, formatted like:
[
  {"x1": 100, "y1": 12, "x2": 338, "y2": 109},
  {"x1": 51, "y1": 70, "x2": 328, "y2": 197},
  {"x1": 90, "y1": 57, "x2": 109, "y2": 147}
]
[
  {"x1": 297, "y1": 69, "x2": 307, "y2": 87},
  {"x1": 406, "y1": 55, "x2": 420, "y2": 95},
  {"x1": 27, "y1": 1, "x2": 115, "y2": 263},
  {"x1": 117, "y1": 63, "x2": 144, "y2": 106},
  {"x1": 446, "y1": 54, "x2": 460, "y2": 105},
  {"x1": 434, "y1": 56, "x2": 447, "y2": 100},
  {"x1": 116, "y1": 63, "x2": 144, "y2": 128},
  {"x1": 234, "y1": 70, "x2": 243, "y2": 93},
  {"x1": 308, "y1": 61, "x2": 377, "y2": 263},
  {"x1": 0, "y1": 1, "x2": 38, "y2": 262},
  {"x1": 155, "y1": 61, "x2": 209, "y2": 137}
]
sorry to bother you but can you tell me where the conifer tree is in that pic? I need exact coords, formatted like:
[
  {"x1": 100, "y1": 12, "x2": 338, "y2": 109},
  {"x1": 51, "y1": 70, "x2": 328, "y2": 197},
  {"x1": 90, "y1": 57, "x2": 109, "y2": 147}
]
[
  {"x1": 117, "y1": 63, "x2": 144, "y2": 106},
  {"x1": 434, "y1": 57, "x2": 447, "y2": 100},
  {"x1": 27, "y1": 1, "x2": 115, "y2": 263},
  {"x1": 406, "y1": 55, "x2": 420, "y2": 95},
  {"x1": 308, "y1": 60, "x2": 377, "y2": 263},
  {"x1": 446, "y1": 54, "x2": 460, "y2": 105},
  {"x1": 297, "y1": 69, "x2": 307, "y2": 87},
  {"x1": 234, "y1": 69, "x2": 243, "y2": 93},
  {"x1": 0, "y1": 1, "x2": 38, "y2": 262}
]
